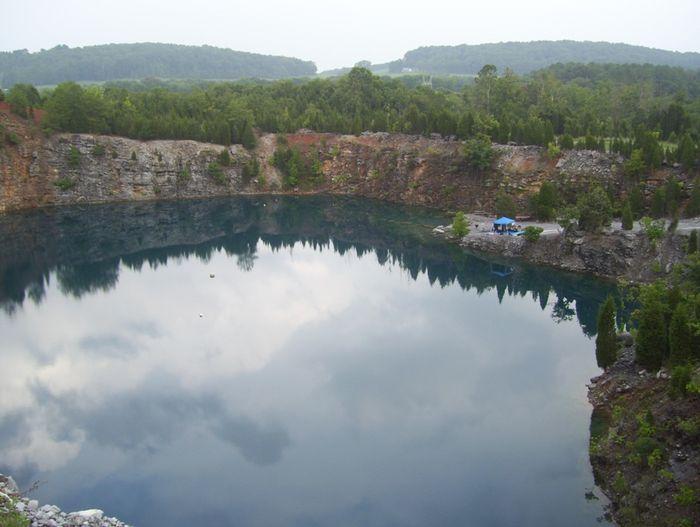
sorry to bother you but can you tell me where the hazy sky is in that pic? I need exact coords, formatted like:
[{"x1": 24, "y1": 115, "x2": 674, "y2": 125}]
[{"x1": 1, "y1": 0, "x2": 699, "y2": 71}]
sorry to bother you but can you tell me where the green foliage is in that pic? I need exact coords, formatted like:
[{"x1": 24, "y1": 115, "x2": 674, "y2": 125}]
[
  {"x1": 595, "y1": 296, "x2": 619, "y2": 368},
  {"x1": 494, "y1": 191, "x2": 516, "y2": 218},
  {"x1": 635, "y1": 283, "x2": 668, "y2": 371},
  {"x1": 91, "y1": 143, "x2": 105, "y2": 156},
  {"x1": 633, "y1": 436, "x2": 663, "y2": 465},
  {"x1": 577, "y1": 185, "x2": 612, "y2": 232},
  {"x1": 674, "y1": 486, "x2": 697, "y2": 506},
  {"x1": 686, "y1": 181, "x2": 700, "y2": 218},
  {"x1": 523, "y1": 225, "x2": 543, "y2": 242},
  {"x1": 669, "y1": 304, "x2": 693, "y2": 365},
  {"x1": 640, "y1": 216, "x2": 665, "y2": 242},
  {"x1": 688, "y1": 230, "x2": 698, "y2": 254},
  {"x1": 0, "y1": 510, "x2": 29, "y2": 527},
  {"x1": 651, "y1": 187, "x2": 666, "y2": 218},
  {"x1": 178, "y1": 165, "x2": 191, "y2": 183},
  {"x1": 557, "y1": 205, "x2": 579, "y2": 232},
  {"x1": 612, "y1": 471, "x2": 628, "y2": 495},
  {"x1": 532, "y1": 181, "x2": 559, "y2": 221},
  {"x1": 6, "y1": 131, "x2": 20, "y2": 145},
  {"x1": 463, "y1": 134, "x2": 494, "y2": 172},
  {"x1": 628, "y1": 185, "x2": 645, "y2": 219},
  {"x1": 451, "y1": 211, "x2": 470, "y2": 237},
  {"x1": 677, "y1": 417, "x2": 700, "y2": 438},
  {"x1": 546, "y1": 142, "x2": 561, "y2": 159},
  {"x1": 67, "y1": 146, "x2": 80, "y2": 168},
  {"x1": 677, "y1": 133, "x2": 697, "y2": 170},
  {"x1": 0, "y1": 43, "x2": 316, "y2": 87},
  {"x1": 670, "y1": 365, "x2": 693, "y2": 398},
  {"x1": 218, "y1": 149, "x2": 231, "y2": 166},
  {"x1": 207, "y1": 162, "x2": 226, "y2": 184},
  {"x1": 6, "y1": 83, "x2": 40, "y2": 118},
  {"x1": 624, "y1": 149, "x2": 646, "y2": 179},
  {"x1": 130, "y1": 151, "x2": 137, "y2": 161},
  {"x1": 621, "y1": 200, "x2": 634, "y2": 230},
  {"x1": 53, "y1": 177, "x2": 75, "y2": 190},
  {"x1": 242, "y1": 157, "x2": 260, "y2": 183},
  {"x1": 559, "y1": 134, "x2": 574, "y2": 150}
]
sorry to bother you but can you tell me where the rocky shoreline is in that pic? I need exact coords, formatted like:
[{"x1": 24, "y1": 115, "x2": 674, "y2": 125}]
[
  {"x1": 0, "y1": 475, "x2": 129, "y2": 527},
  {"x1": 433, "y1": 218, "x2": 688, "y2": 282},
  {"x1": 586, "y1": 345, "x2": 700, "y2": 526}
]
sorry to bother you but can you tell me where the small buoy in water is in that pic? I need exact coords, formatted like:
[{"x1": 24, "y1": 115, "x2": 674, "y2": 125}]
[{"x1": 209, "y1": 274, "x2": 215, "y2": 278}]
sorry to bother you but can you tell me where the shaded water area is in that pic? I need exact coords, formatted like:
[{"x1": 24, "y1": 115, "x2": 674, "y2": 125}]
[{"x1": 0, "y1": 196, "x2": 616, "y2": 526}]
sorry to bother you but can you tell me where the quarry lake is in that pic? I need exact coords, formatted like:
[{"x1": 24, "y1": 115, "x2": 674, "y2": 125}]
[{"x1": 0, "y1": 196, "x2": 617, "y2": 527}]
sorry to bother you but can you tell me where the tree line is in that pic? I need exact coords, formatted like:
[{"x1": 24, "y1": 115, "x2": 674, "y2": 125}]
[{"x1": 2, "y1": 64, "x2": 700, "y2": 172}]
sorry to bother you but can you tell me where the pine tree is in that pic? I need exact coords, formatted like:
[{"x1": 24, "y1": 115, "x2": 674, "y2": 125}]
[
  {"x1": 595, "y1": 296, "x2": 619, "y2": 368},
  {"x1": 452, "y1": 211, "x2": 470, "y2": 237},
  {"x1": 636, "y1": 301, "x2": 668, "y2": 371},
  {"x1": 629, "y1": 185, "x2": 645, "y2": 219},
  {"x1": 688, "y1": 230, "x2": 698, "y2": 254},
  {"x1": 669, "y1": 304, "x2": 693, "y2": 365},
  {"x1": 685, "y1": 180, "x2": 700, "y2": 218},
  {"x1": 621, "y1": 200, "x2": 634, "y2": 230}
]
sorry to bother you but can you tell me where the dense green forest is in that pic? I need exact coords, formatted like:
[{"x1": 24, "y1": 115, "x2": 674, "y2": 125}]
[
  {"x1": 0, "y1": 43, "x2": 317, "y2": 87},
  {"x1": 383, "y1": 41, "x2": 700, "y2": 75},
  {"x1": 3, "y1": 64, "x2": 700, "y2": 178}
]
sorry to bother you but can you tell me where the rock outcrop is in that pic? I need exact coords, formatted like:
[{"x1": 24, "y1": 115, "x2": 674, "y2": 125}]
[{"x1": 2, "y1": 108, "x2": 690, "y2": 215}]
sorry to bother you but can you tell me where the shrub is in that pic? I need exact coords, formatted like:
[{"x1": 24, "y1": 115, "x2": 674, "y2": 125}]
[
  {"x1": 91, "y1": 143, "x2": 105, "y2": 156},
  {"x1": 557, "y1": 205, "x2": 579, "y2": 232},
  {"x1": 612, "y1": 472, "x2": 628, "y2": 494},
  {"x1": 677, "y1": 417, "x2": 700, "y2": 438},
  {"x1": 670, "y1": 365, "x2": 693, "y2": 399},
  {"x1": 640, "y1": 216, "x2": 665, "y2": 243},
  {"x1": 523, "y1": 225, "x2": 543, "y2": 242},
  {"x1": 208, "y1": 162, "x2": 226, "y2": 184},
  {"x1": 595, "y1": 296, "x2": 619, "y2": 368},
  {"x1": 546, "y1": 142, "x2": 561, "y2": 159},
  {"x1": 669, "y1": 305, "x2": 693, "y2": 365},
  {"x1": 177, "y1": 165, "x2": 191, "y2": 182},
  {"x1": 463, "y1": 133, "x2": 493, "y2": 172},
  {"x1": 674, "y1": 486, "x2": 697, "y2": 506},
  {"x1": 218, "y1": 149, "x2": 231, "y2": 166},
  {"x1": 452, "y1": 211, "x2": 470, "y2": 237},
  {"x1": 67, "y1": 146, "x2": 81, "y2": 168},
  {"x1": 242, "y1": 157, "x2": 260, "y2": 183},
  {"x1": 633, "y1": 436, "x2": 662, "y2": 461},
  {"x1": 7, "y1": 132, "x2": 20, "y2": 145},
  {"x1": 577, "y1": 185, "x2": 612, "y2": 232},
  {"x1": 532, "y1": 181, "x2": 559, "y2": 221},
  {"x1": 130, "y1": 150, "x2": 137, "y2": 161},
  {"x1": 54, "y1": 177, "x2": 75, "y2": 190}
]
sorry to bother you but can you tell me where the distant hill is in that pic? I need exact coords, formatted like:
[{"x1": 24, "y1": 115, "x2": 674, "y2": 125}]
[
  {"x1": 0, "y1": 43, "x2": 317, "y2": 87},
  {"x1": 324, "y1": 40, "x2": 700, "y2": 76}
]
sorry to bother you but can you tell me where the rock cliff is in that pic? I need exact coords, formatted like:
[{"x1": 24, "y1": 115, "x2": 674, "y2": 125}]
[{"x1": 3, "y1": 108, "x2": 686, "y2": 215}]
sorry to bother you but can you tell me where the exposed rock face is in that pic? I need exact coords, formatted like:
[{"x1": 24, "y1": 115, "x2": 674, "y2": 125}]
[
  {"x1": 0, "y1": 109, "x2": 690, "y2": 217},
  {"x1": 1, "y1": 132, "x2": 255, "y2": 212},
  {"x1": 441, "y1": 228, "x2": 685, "y2": 282}
]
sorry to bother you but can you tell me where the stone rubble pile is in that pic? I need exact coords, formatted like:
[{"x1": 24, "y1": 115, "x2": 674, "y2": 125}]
[{"x1": 0, "y1": 474, "x2": 130, "y2": 527}]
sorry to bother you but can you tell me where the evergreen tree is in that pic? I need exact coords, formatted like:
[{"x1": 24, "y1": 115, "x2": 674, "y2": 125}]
[
  {"x1": 452, "y1": 211, "x2": 470, "y2": 237},
  {"x1": 688, "y1": 230, "x2": 698, "y2": 254},
  {"x1": 685, "y1": 180, "x2": 700, "y2": 217},
  {"x1": 495, "y1": 191, "x2": 517, "y2": 218},
  {"x1": 533, "y1": 181, "x2": 559, "y2": 221},
  {"x1": 677, "y1": 133, "x2": 697, "y2": 171},
  {"x1": 239, "y1": 121, "x2": 257, "y2": 150},
  {"x1": 650, "y1": 187, "x2": 666, "y2": 218},
  {"x1": 669, "y1": 304, "x2": 693, "y2": 365},
  {"x1": 577, "y1": 185, "x2": 613, "y2": 232},
  {"x1": 628, "y1": 185, "x2": 645, "y2": 219},
  {"x1": 621, "y1": 200, "x2": 634, "y2": 230},
  {"x1": 636, "y1": 300, "x2": 667, "y2": 371},
  {"x1": 595, "y1": 296, "x2": 619, "y2": 368}
]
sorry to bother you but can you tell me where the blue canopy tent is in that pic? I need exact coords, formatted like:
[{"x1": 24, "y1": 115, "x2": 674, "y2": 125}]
[{"x1": 493, "y1": 216, "x2": 522, "y2": 235}]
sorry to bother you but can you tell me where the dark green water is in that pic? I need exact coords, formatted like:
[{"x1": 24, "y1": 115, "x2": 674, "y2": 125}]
[{"x1": 0, "y1": 196, "x2": 615, "y2": 526}]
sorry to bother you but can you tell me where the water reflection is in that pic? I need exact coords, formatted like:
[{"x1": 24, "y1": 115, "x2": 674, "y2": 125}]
[
  {"x1": 0, "y1": 196, "x2": 614, "y2": 336},
  {"x1": 0, "y1": 196, "x2": 614, "y2": 526}
]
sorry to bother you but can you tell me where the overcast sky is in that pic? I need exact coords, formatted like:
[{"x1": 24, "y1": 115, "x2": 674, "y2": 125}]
[{"x1": 1, "y1": 0, "x2": 699, "y2": 71}]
